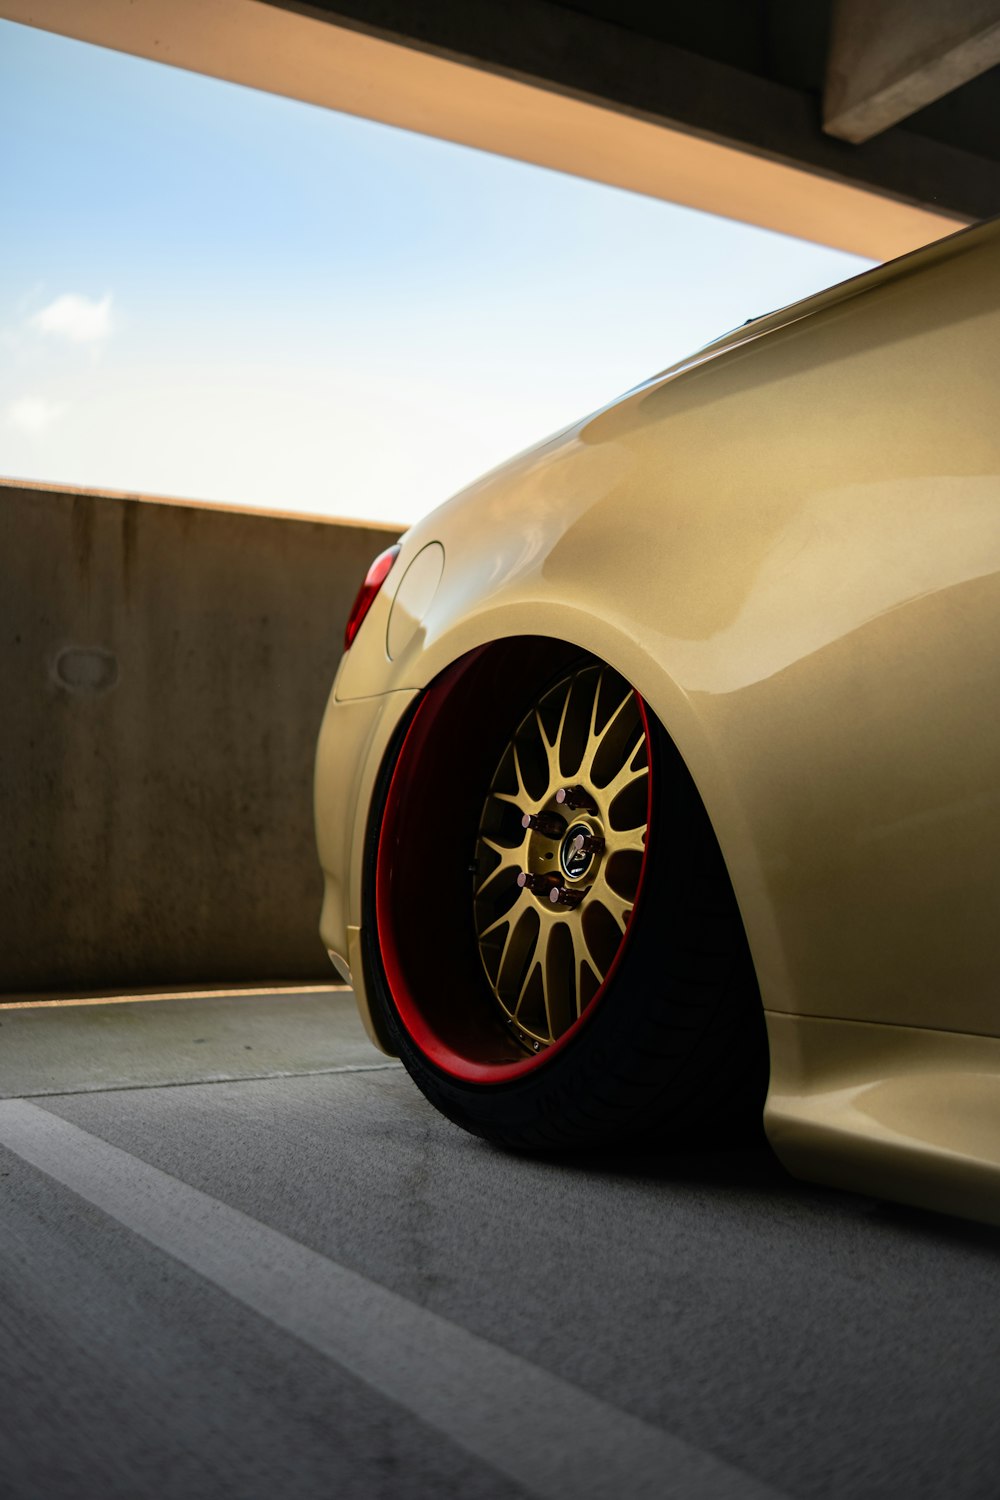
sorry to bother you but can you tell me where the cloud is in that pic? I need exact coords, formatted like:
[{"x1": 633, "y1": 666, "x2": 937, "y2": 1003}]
[
  {"x1": 30, "y1": 292, "x2": 112, "y2": 343},
  {"x1": 5, "y1": 397, "x2": 65, "y2": 435}
]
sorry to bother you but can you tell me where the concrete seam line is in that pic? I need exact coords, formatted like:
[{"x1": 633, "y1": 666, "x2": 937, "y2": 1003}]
[
  {"x1": 0, "y1": 1099, "x2": 783, "y2": 1500},
  {"x1": 1, "y1": 1062, "x2": 405, "y2": 1101}
]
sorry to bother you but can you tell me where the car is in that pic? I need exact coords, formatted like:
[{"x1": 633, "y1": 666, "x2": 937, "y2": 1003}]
[{"x1": 314, "y1": 216, "x2": 1000, "y2": 1229}]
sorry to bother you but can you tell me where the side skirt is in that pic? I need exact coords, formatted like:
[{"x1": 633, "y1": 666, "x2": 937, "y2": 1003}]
[{"x1": 764, "y1": 1011, "x2": 1000, "y2": 1228}]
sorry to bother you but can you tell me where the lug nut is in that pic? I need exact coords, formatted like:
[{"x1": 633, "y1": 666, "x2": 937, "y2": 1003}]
[
  {"x1": 517, "y1": 871, "x2": 559, "y2": 894},
  {"x1": 555, "y1": 785, "x2": 597, "y2": 813},
  {"x1": 521, "y1": 811, "x2": 564, "y2": 838},
  {"x1": 548, "y1": 884, "x2": 584, "y2": 909},
  {"x1": 572, "y1": 832, "x2": 605, "y2": 857}
]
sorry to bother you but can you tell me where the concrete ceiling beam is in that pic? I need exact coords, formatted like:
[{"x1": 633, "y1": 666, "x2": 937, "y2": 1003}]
[
  {"x1": 824, "y1": 0, "x2": 1000, "y2": 144},
  {"x1": 1, "y1": 0, "x2": 986, "y2": 257}
]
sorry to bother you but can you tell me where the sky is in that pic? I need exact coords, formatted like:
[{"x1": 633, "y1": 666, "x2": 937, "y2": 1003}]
[{"x1": 0, "y1": 18, "x2": 875, "y2": 527}]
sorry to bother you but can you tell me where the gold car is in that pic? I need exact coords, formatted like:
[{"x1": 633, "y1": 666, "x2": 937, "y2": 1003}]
[{"x1": 315, "y1": 218, "x2": 1000, "y2": 1228}]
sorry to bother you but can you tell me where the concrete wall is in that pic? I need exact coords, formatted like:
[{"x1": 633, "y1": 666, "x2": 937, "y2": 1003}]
[{"x1": 0, "y1": 480, "x2": 400, "y2": 993}]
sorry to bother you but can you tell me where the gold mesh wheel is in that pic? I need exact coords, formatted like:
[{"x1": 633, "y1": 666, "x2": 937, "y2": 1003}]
[{"x1": 472, "y1": 664, "x2": 650, "y2": 1053}]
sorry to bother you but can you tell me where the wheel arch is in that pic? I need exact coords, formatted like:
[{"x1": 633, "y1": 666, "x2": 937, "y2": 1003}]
[
  {"x1": 355, "y1": 627, "x2": 771, "y2": 1142},
  {"x1": 416, "y1": 619, "x2": 778, "y2": 976},
  {"x1": 353, "y1": 621, "x2": 781, "y2": 1060}
]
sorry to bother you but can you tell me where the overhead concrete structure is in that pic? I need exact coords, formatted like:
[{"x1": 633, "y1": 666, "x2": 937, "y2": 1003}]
[
  {"x1": 7, "y1": 0, "x2": 1000, "y2": 259},
  {"x1": 824, "y1": 0, "x2": 1000, "y2": 144}
]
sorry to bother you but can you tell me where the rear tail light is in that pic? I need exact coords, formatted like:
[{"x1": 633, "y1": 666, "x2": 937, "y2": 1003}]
[{"x1": 344, "y1": 544, "x2": 401, "y2": 651}]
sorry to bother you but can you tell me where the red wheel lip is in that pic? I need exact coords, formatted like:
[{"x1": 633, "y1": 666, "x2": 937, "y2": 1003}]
[{"x1": 375, "y1": 661, "x2": 653, "y2": 1084}]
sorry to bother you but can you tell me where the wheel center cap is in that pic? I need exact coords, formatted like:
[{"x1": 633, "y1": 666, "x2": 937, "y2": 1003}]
[{"x1": 560, "y1": 822, "x2": 595, "y2": 880}]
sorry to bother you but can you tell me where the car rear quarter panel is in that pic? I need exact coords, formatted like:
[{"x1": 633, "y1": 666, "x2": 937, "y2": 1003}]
[{"x1": 336, "y1": 223, "x2": 1000, "y2": 1049}]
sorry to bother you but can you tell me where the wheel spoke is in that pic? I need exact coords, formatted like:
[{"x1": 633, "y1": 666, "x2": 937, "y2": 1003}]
[
  {"x1": 598, "y1": 675, "x2": 632, "y2": 739},
  {"x1": 567, "y1": 919, "x2": 595, "y2": 1015},
  {"x1": 538, "y1": 679, "x2": 572, "y2": 783},
  {"x1": 539, "y1": 929, "x2": 557, "y2": 1041},
  {"x1": 492, "y1": 741, "x2": 532, "y2": 809},
  {"x1": 573, "y1": 669, "x2": 603, "y2": 782},
  {"x1": 540, "y1": 915, "x2": 583, "y2": 1040},
  {"x1": 613, "y1": 826, "x2": 647, "y2": 855},
  {"x1": 479, "y1": 835, "x2": 523, "y2": 863},
  {"x1": 590, "y1": 677, "x2": 631, "y2": 744},
  {"x1": 474, "y1": 863, "x2": 512, "y2": 902},
  {"x1": 473, "y1": 661, "x2": 649, "y2": 1055},
  {"x1": 588, "y1": 870, "x2": 633, "y2": 934},
  {"x1": 513, "y1": 958, "x2": 542, "y2": 1024},
  {"x1": 586, "y1": 670, "x2": 605, "y2": 741},
  {"x1": 495, "y1": 900, "x2": 537, "y2": 994},
  {"x1": 601, "y1": 749, "x2": 647, "y2": 809},
  {"x1": 474, "y1": 835, "x2": 524, "y2": 898},
  {"x1": 478, "y1": 904, "x2": 517, "y2": 943}
]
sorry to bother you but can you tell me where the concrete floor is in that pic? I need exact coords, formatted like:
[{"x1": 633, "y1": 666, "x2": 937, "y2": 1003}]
[{"x1": 1, "y1": 990, "x2": 999, "y2": 1499}]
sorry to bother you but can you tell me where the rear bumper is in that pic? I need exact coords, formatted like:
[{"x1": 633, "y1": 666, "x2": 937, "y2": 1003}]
[{"x1": 314, "y1": 684, "x2": 419, "y2": 1052}]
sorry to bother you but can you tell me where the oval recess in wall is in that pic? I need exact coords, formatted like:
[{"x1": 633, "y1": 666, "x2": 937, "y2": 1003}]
[{"x1": 54, "y1": 646, "x2": 119, "y2": 695}]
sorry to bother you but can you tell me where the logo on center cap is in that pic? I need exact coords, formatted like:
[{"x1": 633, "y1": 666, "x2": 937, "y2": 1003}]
[{"x1": 560, "y1": 823, "x2": 594, "y2": 880}]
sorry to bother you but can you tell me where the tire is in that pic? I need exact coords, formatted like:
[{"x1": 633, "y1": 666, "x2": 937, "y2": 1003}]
[{"x1": 362, "y1": 640, "x2": 768, "y2": 1151}]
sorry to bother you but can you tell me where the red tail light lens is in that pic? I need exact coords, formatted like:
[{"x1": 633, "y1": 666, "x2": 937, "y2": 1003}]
[{"x1": 344, "y1": 544, "x2": 401, "y2": 651}]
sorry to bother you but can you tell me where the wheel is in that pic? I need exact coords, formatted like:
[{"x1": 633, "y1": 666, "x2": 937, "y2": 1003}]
[{"x1": 362, "y1": 641, "x2": 767, "y2": 1150}]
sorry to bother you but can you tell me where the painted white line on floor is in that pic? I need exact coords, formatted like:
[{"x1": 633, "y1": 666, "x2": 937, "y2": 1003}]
[
  {"x1": 3, "y1": 1061, "x2": 403, "y2": 1101},
  {"x1": 0, "y1": 985, "x2": 348, "y2": 1010},
  {"x1": 0, "y1": 1099, "x2": 784, "y2": 1500}
]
